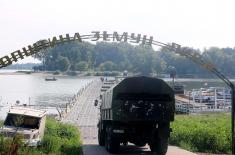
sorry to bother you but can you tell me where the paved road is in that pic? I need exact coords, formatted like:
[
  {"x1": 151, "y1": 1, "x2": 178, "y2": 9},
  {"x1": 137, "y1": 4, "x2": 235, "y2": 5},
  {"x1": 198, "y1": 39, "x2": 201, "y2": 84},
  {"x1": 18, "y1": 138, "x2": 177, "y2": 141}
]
[
  {"x1": 63, "y1": 80, "x2": 197, "y2": 155},
  {"x1": 83, "y1": 143, "x2": 198, "y2": 155}
]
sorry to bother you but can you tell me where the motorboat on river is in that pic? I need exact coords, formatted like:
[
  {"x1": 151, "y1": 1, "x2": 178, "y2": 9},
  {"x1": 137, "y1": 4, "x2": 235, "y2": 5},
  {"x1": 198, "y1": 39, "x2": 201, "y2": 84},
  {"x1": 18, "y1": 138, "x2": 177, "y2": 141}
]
[{"x1": 45, "y1": 77, "x2": 57, "y2": 81}]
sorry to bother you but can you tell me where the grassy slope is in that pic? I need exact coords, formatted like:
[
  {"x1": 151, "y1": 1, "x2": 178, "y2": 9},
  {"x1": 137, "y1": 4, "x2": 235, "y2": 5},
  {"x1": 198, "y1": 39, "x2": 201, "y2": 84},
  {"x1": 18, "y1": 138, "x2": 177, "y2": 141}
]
[{"x1": 170, "y1": 113, "x2": 231, "y2": 154}]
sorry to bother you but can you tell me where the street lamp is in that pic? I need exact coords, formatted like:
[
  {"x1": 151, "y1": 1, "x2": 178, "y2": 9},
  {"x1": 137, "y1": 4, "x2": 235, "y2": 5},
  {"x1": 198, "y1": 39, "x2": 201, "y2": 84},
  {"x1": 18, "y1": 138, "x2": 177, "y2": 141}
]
[{"x1": 168, "y1": 66, "x2": 176, "y2": 89}]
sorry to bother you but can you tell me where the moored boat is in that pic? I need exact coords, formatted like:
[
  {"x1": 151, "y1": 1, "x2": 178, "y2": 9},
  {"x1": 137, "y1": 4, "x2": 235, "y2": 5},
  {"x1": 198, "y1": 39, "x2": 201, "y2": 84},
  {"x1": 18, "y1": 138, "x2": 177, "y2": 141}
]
[{"x1": 45, "y1": 77, "x2": 57, "y2": 81}]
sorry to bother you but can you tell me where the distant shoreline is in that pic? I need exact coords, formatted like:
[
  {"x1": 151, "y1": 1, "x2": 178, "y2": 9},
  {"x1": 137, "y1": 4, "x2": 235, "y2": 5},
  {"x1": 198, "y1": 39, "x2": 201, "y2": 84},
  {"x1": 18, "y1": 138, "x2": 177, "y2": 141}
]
[
  {"x1": 0, "y1": 70, "x2": 235, "y2": 81},
  {"x1": 0, "y1": 71, "x2": 58, "y2": 76},
  {"x1": 0, "y1": 71, "x2": 99, "y2": 79}
]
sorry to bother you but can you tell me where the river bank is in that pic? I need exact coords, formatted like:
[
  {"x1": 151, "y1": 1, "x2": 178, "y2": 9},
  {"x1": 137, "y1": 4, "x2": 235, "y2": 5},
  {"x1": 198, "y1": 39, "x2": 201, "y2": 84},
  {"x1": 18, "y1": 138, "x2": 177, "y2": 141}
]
[
  {"x1": 0, "y1": 70, "x2": 79, "y2": 76},
  {"x1": 1, "y1": 69, "x2": 235, "y2": 80}
]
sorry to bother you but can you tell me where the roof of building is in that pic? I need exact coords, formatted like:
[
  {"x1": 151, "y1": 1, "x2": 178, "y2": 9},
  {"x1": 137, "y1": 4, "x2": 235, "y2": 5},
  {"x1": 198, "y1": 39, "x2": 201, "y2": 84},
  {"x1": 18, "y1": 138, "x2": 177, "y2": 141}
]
[{"x1": 8, "y1": 106, "x2": 47, "y2": 118}]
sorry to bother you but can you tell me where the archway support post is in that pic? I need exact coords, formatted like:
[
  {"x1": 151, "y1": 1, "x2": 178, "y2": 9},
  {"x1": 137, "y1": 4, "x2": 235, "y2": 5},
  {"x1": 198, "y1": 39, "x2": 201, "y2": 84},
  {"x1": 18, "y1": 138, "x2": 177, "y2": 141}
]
[{"x1": 231, "y1": 84, "x2": 235, "y2": 154}]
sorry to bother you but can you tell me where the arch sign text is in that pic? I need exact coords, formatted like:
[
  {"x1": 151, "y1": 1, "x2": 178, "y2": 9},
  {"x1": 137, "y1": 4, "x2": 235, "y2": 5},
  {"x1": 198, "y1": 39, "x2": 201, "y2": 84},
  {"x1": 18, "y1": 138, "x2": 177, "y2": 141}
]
[{"x1": 0, "y1": 31, "x2": 163, "y2": 68}]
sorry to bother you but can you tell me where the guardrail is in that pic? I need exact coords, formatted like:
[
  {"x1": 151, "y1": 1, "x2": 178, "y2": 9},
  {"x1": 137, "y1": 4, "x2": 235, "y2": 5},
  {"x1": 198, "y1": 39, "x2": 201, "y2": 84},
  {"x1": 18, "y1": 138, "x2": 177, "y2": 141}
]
[{"x1": 58, "y1": 80, "x2": 94, "y2": 119}]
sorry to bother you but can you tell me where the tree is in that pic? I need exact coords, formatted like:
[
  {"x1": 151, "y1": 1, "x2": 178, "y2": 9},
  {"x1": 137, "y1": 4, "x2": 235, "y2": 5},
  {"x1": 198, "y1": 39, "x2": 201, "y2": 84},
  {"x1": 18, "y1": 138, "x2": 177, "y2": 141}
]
[
  {"x1": 75, "y1": 61, "x2": 89, "y2": 71},
  {"x1": 130, "y1": 45, "x2": 154, "y2": 75},
  {"x1": 152, "y1": 54, "x2": 166, "y2": 74},
  {"x1": 31, "y1": 40, "x2": 235, "y2": 77},
  {"x1": 57, "y1": 56, "x2": 70, "y2": 72},
  {"x1": 99, "y1": 61, "x2": 117, "y2": 71}
]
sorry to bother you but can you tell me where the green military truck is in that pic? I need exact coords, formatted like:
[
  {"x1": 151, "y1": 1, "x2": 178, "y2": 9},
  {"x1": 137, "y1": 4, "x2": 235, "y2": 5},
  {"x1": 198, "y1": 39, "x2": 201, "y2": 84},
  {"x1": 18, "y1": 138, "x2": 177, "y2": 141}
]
[{"x1": 97, "y1": 76, "x2": 175, "y2": 154}]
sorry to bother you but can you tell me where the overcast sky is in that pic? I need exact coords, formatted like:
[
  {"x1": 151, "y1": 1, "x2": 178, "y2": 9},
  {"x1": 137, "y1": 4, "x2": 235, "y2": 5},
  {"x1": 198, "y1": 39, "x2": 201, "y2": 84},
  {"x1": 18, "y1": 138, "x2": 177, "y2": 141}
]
[{"x1": 0, "y1": 0, "x2": 234, "y2": 63}]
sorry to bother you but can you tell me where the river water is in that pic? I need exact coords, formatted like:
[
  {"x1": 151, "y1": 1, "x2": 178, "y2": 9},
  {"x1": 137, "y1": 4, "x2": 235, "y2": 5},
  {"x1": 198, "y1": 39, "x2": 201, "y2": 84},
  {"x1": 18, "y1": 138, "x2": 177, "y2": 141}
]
[
  {"x1": 0, "y1": 71, "x2": 234, "y2": 119},
  {"x1": 0, "y1": 74, "x2": 93, "y2": 107},
  {"x1": 0, "y1": 71, "x2": 94, "y2": 119}
]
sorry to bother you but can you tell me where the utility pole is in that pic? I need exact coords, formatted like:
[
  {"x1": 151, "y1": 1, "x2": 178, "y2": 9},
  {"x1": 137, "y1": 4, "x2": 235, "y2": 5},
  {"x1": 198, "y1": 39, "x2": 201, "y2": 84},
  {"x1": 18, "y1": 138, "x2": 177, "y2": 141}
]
[
  {"x1": 214, "y1": 89, "x2": 217, "y2": 110},
  {"x1": 200, "y1": 89, "x2": 202, "y2": 112},
  {"x1": 28, "y1": 97, "x2": 31, "y2": 106},
  {"x1": 188, "y1": 91, "x2": 190, "y2": 113},
  {"x1": 169, "y1": 66, "x2": 176, "y2": 89}
]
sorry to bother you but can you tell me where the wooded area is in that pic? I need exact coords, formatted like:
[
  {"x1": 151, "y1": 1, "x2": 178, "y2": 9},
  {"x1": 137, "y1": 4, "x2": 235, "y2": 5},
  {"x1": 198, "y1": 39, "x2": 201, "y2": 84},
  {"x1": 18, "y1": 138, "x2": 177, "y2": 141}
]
[{"x1": 32, "y1": 42, "x2": 235, "y2": 77}]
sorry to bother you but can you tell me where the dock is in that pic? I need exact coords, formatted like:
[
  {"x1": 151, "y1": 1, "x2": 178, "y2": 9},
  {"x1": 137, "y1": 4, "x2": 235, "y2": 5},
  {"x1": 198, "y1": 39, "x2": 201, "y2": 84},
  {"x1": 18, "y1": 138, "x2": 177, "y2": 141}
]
[
  {"x1": 175, "y1": 95, "x2": 230, "y2": 114},
  {"x1": 62, "y1": 79, "x2": 102, "y2": 144}
]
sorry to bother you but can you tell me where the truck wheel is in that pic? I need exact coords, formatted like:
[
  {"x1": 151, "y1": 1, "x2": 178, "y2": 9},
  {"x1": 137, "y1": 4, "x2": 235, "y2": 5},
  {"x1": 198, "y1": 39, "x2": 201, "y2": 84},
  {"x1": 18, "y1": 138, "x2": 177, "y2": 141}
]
[
  {"x1": 150, "y1": 137, "x2": 168, "y2": 155},
  {"x1": 98, "y1": 129, "x2": 105, "y2": 146},
  {"x1": 105, "y1": 129, "x2": 120, "y2": 153}
]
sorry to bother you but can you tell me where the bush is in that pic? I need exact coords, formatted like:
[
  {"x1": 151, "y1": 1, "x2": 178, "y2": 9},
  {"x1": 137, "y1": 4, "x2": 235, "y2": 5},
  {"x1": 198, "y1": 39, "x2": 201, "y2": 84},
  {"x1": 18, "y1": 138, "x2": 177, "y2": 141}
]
[
  {"x1": 66, "y1": 71, "x2": 78, "y2": 76},
  {"x1": 40, "y1": 117, "x2": 82, "y2": 155},
  {"x1": 53, "y1": 70, "x2": 60, "y2": 75},
  {"x1": 94, "y1": 71, "x2": 121, "y2": 76},
  {"x1": 0, "y1": 121, "x2": 3, "y2": 127},
  {"x1": 74, "y1": 61, "x2": 89, "y2": 71},
  {"x1": 169, "y1": 113, "x2": 231, "y2": 154},
  {"x1": 85, "y1": 72, "x2": 93, "y2": 76},
  {"x1": 25, "y1": 71, "x2": 32, "y2": 74},
  {"x1": 0, "y1": 134, "x2": 24, "y2": 155},
  {"x1": 42, "y1": 135, "x2": 60, "y2": 153}
]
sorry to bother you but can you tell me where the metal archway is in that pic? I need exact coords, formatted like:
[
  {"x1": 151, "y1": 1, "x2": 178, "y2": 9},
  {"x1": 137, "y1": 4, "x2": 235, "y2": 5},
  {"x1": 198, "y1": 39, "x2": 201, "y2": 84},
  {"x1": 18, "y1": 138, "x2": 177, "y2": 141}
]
[{"x1": 0, "y1": 31, "x2": 234, "y2": 154}]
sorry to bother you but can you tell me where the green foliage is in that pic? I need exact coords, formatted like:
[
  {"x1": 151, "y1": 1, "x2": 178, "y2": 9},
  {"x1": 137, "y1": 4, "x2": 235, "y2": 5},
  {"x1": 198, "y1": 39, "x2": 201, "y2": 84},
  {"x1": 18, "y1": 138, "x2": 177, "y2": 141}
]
[
  {"x1": 75, "y1": 61, "x2": 89, "y2": 71},
  {"x1": 99, "y1": 61, "x2": 117, "y2": 71},
  {"x1": 0, "y1": 121, "x2": 25, "y2": 155},
  {"x1": 33, "y1": 41, "x2": 235, "y2": 76},
  {"x1": 0, "y1": 118, "x2": 82, "y2": 155},
  {"x1": 66, "y1": 71, "x2": 78, "y2": 76},
  {"x1": 85, "y1": 72, "x2": 93, "y2": 76},
  {"x1": 0, "y1": 134, "x2": 24, "y2": 155},
  {"x1": 203, "y1": 47, "x2": 235, "y2": 76},
  {"x1": 0, "y1": 121, "x2": 3, "y2": 127},
  {"x1": 170, "y1": 113, "x2": 231, "y2": 154},
  {"x1": 40, "y1": 117, "x2": 82, "y2": 155},
  {"x1": 94, "y1": 71, "x2": 121, "y2": 76},
  {"x1": 53, "y1": 70, "x2": 60, "y2": 75},
  {"x1": 57, "y1": 56, "x2": 70, "y2": 72},
  {"x1": 33, "y1": 42, "x2": 158, "y2": 75}
]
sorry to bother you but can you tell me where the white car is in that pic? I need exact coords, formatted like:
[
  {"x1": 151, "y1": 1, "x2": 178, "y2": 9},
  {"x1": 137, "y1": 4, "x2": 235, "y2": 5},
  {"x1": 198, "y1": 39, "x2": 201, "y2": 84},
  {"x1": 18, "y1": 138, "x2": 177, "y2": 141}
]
[{"x1": 0, "y1": 106, "x2": 46, "y2": 146}]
